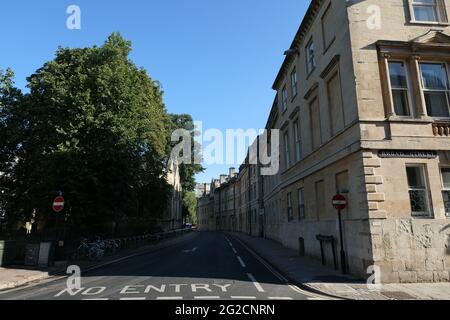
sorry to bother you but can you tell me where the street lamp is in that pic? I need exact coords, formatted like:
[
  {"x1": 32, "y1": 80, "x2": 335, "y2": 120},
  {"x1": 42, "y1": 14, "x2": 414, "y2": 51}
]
[{"x1": 284, "y1": 49, "x2": 299, "y2": 56}]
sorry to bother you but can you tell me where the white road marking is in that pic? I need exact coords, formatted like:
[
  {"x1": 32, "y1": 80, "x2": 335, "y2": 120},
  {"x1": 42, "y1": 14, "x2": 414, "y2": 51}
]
[
  {"x1": 231, "y1": 235, "x2": 335, "y2": 300},
  {"x1": 268, "y1": 297, "x2": 294, "y2": 300},
  {"x1": 307, "y1": 297, "x2": 327, "y2": 300},
  {"x1": 247, "y1": 273, "x2": 265, "y2": 293},
  {"x1": 120, "y1": 297, "x2": 147, "y2": 300},
  {"x1": 82, "y1": 298, "x2": 110, "y2": 300},
  {"x1": 237, "y1": 256, "x2": 246, "y2": 268},
  {"x1": 232, "y1": 248, "x2": 238, "y2": 254},
  {"x1": 231, "y1": 296, "x2": 257, "y2": 299},
  {"x1": 194, "y1": 296, "x2": 221, "y2": 300},
  {"x1": 157, "y1": 297, "x2": 183, "y2": 300}
]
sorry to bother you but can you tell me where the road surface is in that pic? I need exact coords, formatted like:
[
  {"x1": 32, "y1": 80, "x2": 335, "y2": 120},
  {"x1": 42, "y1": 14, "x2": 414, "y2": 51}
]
[{"x1": 0, "y1": 231, "x2": 330, "y2": 300}]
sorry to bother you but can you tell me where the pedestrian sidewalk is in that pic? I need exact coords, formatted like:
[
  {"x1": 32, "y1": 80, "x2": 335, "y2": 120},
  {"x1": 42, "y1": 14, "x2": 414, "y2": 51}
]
[
  {"x1": 0, "y1": 231, "x2": 197, "y2": 292},
  {"x1": 228, "y1": 232, "x2": 450, "y2": 300},
  {"x1": 0, "y1": 267, "x2": 62, "y2": 291}
]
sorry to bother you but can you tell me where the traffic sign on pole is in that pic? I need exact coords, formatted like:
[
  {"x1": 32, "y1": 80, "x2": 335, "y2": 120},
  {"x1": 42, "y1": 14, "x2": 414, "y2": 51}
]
[
  {"x1": 52, "y1": 196, "x2": 65, "y2": 213},
  {"x1": 332, "y1": 193, "x2": 348, "y2": 274},
  {"x1": 332, "y1": 194, "x2": 348, "y2": 211}
]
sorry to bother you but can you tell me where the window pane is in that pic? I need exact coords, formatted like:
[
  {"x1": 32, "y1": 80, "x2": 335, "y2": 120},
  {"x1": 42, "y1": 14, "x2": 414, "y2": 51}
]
[
  {"x1": 409, "y1": 190, "x2": 429, "y2": 213},
  {"x1": 298, "y1": 188, "x2": 305, "y2": 220},
  {"x1": 442, "y1": 190, "x2": 450, "y2": 216},
  {"x1": 392, "y1": 90, "x2": 411, "y2": 116},
  {"x1": 389, "y1": 62, "x2": 408, "y2": 88},
  {"x1": 442, "y1": 168, "x2": 450, "y2": 189},
  {"x1": 420, "y1": 63, "x2": 448, "y2": 90},
  {"x1": 414, "y1": 6, "x2": 438, "y2": 21},
  {"x1": 407, "y1": 166, "x2": 425, "y2": 188},
  {"x1": 424, "y1": 92, "x2": 450, "y2": 117}
]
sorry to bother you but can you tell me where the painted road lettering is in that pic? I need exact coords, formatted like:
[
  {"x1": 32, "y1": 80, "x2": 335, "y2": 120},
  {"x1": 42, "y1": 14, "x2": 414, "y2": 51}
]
[{"x1": 56, "y1": 282, "x2": 235, "y2": 297}]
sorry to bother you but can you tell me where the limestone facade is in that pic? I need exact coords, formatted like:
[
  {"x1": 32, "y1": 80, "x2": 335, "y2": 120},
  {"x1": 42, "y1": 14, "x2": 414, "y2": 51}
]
[{"x1": 197, "y1": 0, "x2": 450, "y2": 283}]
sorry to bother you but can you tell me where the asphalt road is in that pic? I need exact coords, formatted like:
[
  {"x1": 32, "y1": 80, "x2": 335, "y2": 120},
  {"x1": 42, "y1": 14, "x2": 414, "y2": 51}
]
[{"x1": 0, "y1": 231, "x2": 329, "y2": 300}]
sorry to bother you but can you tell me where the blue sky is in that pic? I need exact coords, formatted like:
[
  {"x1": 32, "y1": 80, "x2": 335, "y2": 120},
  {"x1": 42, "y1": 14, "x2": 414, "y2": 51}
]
[{"x1": 0, "y1": 0, "x2": 309, "y2": 183}]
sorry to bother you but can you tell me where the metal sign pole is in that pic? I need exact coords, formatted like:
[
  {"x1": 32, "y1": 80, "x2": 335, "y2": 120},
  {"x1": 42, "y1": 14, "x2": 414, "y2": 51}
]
[{"x1": 337, "y1": 209, "x2": 347, "y2": 274}]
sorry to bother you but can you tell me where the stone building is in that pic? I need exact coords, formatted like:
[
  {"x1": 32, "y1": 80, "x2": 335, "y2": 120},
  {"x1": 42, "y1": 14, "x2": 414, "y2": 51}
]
[
  {"x1": 160, "y1": 159, "x2": 183, "y2": 231},
  {"x1": 197, "y1": 0, "x2": 450, "y2": 283},
  {"x1": 262, "y1": 0, "x2": 450, "y2": 283}
]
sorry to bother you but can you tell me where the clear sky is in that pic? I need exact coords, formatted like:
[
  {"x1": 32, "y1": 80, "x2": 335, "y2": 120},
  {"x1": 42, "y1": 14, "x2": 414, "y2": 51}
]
[{"x1": 0, "y1": 0, "x2": 309, "y2": 184}]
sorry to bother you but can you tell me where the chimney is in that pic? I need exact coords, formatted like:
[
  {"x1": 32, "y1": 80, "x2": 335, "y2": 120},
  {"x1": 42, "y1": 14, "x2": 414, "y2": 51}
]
[
  {"x1": 220, "y1": 175, "x2": 227, "y2": 184},
  {"x1": 229, "y1": 167, "x2": 236, "y2": 178}
]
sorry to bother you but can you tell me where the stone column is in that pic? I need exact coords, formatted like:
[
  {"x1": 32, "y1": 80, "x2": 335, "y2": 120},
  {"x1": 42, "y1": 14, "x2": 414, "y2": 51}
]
[
  {"x1": 380, "y1": 53, "x2": 395, "y2": 118},
  {"x1": 410, "y1": 55, "x2": 427, "y2": 117}
]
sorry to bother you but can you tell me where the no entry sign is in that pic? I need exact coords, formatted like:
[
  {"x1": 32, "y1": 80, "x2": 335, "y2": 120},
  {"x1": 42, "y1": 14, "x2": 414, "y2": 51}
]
[
  {"x1": 332, "y1": 194, "x2": 347, "y2": 211},
  {"x1": 52, "y1": 196, "x2": 65, "y2": 213}
]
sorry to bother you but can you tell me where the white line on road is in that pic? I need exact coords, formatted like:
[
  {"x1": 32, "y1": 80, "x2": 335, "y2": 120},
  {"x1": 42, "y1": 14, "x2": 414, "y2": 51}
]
[
  {"x1": 237, "y1": 256, "x2": 246, "y2": 268},
  {"x1": 120, "y1": 297, "x2": 147, "y2": 300},
  {"x1": 231, "y1": 235, "x2": 334, "y2": 300},
  {"x1": 247, "y1": 273, "x2": 265, "y2": 293},
  {"x1": 82, "y1": 298, "x2": 110, "y2": 300},
  {"x1": 231, "y1": 296, "x2": 257, "y2": 300},
  {"x1": 194, "y1": 296, "x2": 221, "y2": 300},
  {"x1": 232, "y1": 247, "x2": 237, "y2": 254},
  {"x1": 156, "y1": 297, "x2": 184, "y2": 300},
  {"x1": 268, "y1": 297, "x2": 294, "y2": 300}
]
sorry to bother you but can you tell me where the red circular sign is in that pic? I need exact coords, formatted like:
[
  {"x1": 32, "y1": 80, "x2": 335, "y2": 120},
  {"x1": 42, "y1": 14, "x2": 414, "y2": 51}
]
[
  {"x1": 332, "y1": 194, "x2": 348, "y2": 210},
  {"x1": 53, "y1": 196, "x2": 65, "y2": 213}
]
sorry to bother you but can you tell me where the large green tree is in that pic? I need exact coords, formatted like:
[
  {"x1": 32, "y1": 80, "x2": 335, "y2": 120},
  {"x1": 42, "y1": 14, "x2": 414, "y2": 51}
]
[{"x1": 1, "y1": 34, "x2": 173, "y2": 233}]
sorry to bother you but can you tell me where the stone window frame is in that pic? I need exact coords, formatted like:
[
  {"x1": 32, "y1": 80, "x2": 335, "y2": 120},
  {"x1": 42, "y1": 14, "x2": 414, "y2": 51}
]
[
  {"x1": 287, "y1": 192, "x2": 294, "y2": 222},
  {"x1": 293, "y1": 118, "x2": 302, "y2": 162},
  {"x1": 406, "y1": 163, "x2": 434, "y2": 217},
  {"x1": 283, "y1": 129, "x2": 291, "y2": 170},
  {"x1": 321, "y1": 55, "x2": 347, "y2": 136},
  {"x1": 306, "y1": 38, "x2": 316, "y2": 75},
  {"x1": 306, "y1": 91, "x2": 323, "y2": 151},
  {"x1": 281, "y1": 85, "x2": 288, "y2": 113},
  {"x1": 298, "y1": 187, "x2": 306, "y2": 220},
  {"x1": 378, "y1": 43, "x2": 450, "y2": 120},
  {"x1": 408, "y1": 0, "x2": 449, "y2": 25},
  {"x1": 290, "y1": 68, "x2": 298, "y2": 100},
  {"x1": 439, "y1": 165, "x2": 450, "y2": 217},
  {"x1": 386, "y1": 59, "x2": 416, "y2": 118},
  {"x1": 321, "y1": 1, "x2": 335, "y2": 54},
  {"x1": 418, "y1": 60, "x2": 450, "y2": 118}
]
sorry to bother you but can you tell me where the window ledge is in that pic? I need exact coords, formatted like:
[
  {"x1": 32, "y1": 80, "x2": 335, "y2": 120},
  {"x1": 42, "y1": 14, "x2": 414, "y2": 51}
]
[
  {"x1": 409, "y1": 20, "x2": 450, "y2": 26},
  {"x1": 387, "y1": 116, "x2": 434, "y2": 123}
]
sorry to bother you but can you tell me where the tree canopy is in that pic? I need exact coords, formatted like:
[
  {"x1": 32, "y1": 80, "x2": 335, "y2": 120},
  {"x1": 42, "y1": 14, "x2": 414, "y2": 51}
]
[{"x1": 1, "y1": 33, "x2": 178, "y2": 234}]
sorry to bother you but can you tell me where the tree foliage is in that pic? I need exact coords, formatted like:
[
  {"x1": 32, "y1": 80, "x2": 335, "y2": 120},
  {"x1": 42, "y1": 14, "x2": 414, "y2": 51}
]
[{"x1": 1, "y1": 34, "x2": 176, "y2": 234}]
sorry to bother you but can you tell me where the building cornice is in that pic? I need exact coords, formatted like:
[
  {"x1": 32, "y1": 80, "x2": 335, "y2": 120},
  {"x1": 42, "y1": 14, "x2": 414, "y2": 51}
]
[{"x1": 272, "y1": 0, "x2": 324, "y2": 90}]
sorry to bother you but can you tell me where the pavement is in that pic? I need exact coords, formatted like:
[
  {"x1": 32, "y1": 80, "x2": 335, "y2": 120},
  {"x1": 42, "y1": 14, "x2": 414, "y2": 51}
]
[
  {"x1": 0, "y1": 231, "x2": 329, "y2": 300},
  {"x1": 227, "y1": 232, "x2": 450, "y2": 300}
]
